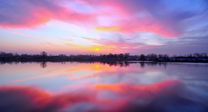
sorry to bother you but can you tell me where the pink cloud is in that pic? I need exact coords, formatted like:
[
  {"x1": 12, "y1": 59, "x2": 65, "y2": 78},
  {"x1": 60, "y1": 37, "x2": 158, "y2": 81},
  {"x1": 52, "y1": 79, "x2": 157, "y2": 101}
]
[
  {"x1": 91, "y1": 0, "x2": 179, "y2": 37},
  {"x1": 0, "y1": 0, "x2": 185, "y2": 38},
  {"x1": 0, "y1": 0, "x2": 95, "y2": 28}
]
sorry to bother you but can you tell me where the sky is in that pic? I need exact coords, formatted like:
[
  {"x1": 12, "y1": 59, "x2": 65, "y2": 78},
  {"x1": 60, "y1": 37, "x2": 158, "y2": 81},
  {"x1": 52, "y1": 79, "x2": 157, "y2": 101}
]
[{"x1": 0, "y1": 0, "x2": 208, "y2": 55}]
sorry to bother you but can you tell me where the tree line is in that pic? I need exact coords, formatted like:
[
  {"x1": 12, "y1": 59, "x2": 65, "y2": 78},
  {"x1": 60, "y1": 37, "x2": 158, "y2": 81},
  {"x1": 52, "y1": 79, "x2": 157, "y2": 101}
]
[{"x1": 0, "y1": 51, "x2": 208, "y2": 63}]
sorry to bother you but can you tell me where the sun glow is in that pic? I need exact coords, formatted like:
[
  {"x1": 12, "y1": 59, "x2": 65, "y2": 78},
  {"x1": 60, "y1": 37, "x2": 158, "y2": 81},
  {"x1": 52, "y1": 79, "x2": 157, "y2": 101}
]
[
  {"x1": 94, "y1": 47, "x2": 101, "y2": 52},
  {"x1": 89, "y1": 46, "x2": 103, "y2": 52}
]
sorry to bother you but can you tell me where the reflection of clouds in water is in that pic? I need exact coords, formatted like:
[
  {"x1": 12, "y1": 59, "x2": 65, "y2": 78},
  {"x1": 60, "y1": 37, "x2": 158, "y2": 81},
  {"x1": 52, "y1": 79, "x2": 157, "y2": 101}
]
[
  {"x1": 0, "y1": 86, "x2": 95, "y2": 112},
  {"x1": 67, "y1": 64, "x2": 166, "y2": 85},
  {"x1": 0, "y1": 63, "x2": 208, "y2": 111},
  {"x1": 1, "y1": 63, "x2": 204, "y2": 93},
  {"x1": 0, "y1": 80, "x2": 207, "y2": 112},
  {"x1": 0, "y1": 63, "x2": 159, "y2": 90},
  {"x1": 138, "y1": 71, "x2": 175, "y2": 84},
  {"x1": 85, "y1": 70, "x2": 173, "y2": 85}
]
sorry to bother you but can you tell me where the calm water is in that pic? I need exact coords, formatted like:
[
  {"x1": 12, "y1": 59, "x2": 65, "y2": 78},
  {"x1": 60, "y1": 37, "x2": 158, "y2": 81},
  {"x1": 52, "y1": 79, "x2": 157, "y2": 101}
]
[{"x1": 0, "y1": 62, "x2": 208, "y2": 112}]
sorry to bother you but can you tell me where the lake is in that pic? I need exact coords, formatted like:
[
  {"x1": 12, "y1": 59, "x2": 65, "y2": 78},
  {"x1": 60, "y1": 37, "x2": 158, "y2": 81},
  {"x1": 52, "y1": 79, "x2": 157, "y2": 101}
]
[{"x1": 0, "y1": 62, "x2": 208, "y2": 112}]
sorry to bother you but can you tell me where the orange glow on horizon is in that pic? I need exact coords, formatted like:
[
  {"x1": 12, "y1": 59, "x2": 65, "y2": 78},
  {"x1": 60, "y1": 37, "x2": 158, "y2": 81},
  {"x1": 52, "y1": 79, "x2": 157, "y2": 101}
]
[
  {"x1": 94, "y1": 47, "x2": 102, "y2": 52},
  {"x1": 88, "y1": 46, "x2": 105, "y2": 53},
  {"x1": 96, "y1": 26, "x2": 121, "y2": 32}
]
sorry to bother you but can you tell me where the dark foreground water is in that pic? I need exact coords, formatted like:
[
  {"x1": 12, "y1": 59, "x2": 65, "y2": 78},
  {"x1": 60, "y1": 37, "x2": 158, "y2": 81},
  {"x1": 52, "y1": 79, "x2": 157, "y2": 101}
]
[{"x1": 0, "y1": 62, "x2": 207, "y2": 112}]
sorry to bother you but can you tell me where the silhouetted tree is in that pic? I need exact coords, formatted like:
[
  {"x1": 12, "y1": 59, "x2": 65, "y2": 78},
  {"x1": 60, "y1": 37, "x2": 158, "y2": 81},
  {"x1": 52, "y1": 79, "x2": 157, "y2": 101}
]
[
  {"x1": 0, "y1": 52, "x2": 208, "y2": 63},
  {"x1": 140, "y1": 54, "x2": 145, "y2": 61},
  {"x1": 41, "y1": 51, "x2": 47, "y2": 58}
]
